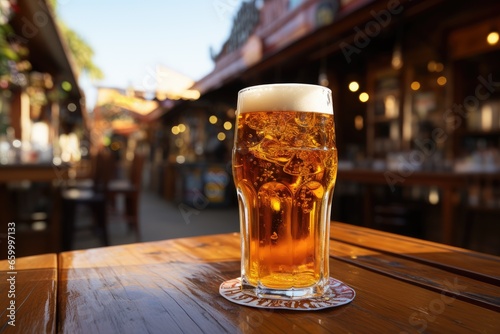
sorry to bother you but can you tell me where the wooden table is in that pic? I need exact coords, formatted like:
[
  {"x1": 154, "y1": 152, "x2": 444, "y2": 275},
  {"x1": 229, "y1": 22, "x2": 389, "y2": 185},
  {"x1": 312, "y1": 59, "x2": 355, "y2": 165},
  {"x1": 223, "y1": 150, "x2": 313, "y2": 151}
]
[
  {"x1": 0, "y1": 163, "x2": 69, "y2": 183},
  {"x1": 0, "y1": 254, "x2": 57, "y2": 331},
  {"x1": 0, "y1": 163, "x2": 70, "y2": 258},
  {"x1": 1, "y1": 222, "x2": 499, "y2": 333}
]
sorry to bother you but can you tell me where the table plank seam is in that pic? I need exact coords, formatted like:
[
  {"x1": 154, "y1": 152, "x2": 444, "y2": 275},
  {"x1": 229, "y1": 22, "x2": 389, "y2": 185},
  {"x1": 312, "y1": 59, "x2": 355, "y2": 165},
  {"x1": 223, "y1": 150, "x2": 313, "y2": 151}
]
[
  {"x1": 329, "y1": 253, "x2": 500, "y2": 312},
  {"x1": 330, "y1": 236, "x2": 500, "y2": 286},
  {"x1": 332, "y1": 223, "x2": 497, "y2": 259}
]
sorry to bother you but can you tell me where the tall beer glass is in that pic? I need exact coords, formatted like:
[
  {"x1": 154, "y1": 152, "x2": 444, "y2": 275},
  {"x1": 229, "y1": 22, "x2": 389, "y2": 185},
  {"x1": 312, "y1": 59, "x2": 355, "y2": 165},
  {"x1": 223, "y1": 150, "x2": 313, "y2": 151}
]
[{"x1": 232, "y1": 83, "x2": 337, "y2": 299}]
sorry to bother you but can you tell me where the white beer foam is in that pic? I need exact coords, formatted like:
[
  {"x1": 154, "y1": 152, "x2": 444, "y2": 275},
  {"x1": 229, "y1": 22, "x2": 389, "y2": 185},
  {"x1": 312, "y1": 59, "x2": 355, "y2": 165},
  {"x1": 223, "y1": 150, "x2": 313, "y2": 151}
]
[{"x1": 237, "y1": 84, "x2": 333, "y2": 114}]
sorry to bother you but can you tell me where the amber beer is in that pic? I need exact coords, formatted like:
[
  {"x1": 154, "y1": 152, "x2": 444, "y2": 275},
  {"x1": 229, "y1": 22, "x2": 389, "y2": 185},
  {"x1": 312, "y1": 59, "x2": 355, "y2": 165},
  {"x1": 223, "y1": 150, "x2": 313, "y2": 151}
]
[{"x1": 232, "y1": 84, "x2": 337, "y2": 299}]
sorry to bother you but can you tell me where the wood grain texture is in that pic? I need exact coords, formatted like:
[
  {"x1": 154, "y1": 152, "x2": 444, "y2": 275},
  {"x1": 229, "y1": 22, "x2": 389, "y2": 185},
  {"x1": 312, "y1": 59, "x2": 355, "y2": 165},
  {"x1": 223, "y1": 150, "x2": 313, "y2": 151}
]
[
  {"x1": 57, "y1": 224, "x2": 500, "y2": 334},
  {"x1": 330, "y1": 239, "x2": 499, "y2": 311},
  {"x1": 0, "y1": 164, "x2": 69, "y2": 182},
  {"x1": 58, "y1": 235, "x2": 242, "y2": 334},
  {"x1": 331, "y1": 222, "x2": 500, "y2": 280},
  {"x1": 0, "y1": 254, "x2": 57, "y2": 333}
]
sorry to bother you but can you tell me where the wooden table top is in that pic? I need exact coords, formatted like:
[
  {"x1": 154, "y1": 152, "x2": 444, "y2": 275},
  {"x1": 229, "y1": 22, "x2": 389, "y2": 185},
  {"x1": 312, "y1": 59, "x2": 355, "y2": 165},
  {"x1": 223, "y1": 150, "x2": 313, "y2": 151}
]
[
  {"x1": 0, "y1": 163, "x2": 69, "y2": 183},
  {"x1": 1, "y1": 222, "x2": 499, "y2": 333},
  {"x1": 0, "y1": 254, "x2": 57, "y2": 332}
]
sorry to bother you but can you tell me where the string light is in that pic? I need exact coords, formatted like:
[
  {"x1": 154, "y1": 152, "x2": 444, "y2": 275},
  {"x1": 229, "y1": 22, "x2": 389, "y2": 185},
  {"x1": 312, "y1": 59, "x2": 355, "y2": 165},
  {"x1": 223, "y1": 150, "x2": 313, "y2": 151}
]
[
  {"x1": 217, "y1": 132, "x2": 226, "y2": 141},
  {"x1": 354, "y1": 116, "x2": 364, "y2": 130},
  {"x1": 349, "y1": 81, "x2": 359, "y2": 92},
  {"x1": 391, "y1": 43, "x2": 403, "y2": 70},
  {"x1": 359, "y1": 92, "x2": 369, "y2": 103},
  {"x1": 487, "y1": 30, "x2": 499, "y2": 45},
  {"x1": 61, "y1": 81, "x2": 72, "y2": 92},
  {"x1": 437, "y1": 76, "x2": 447, "y2": 86}
]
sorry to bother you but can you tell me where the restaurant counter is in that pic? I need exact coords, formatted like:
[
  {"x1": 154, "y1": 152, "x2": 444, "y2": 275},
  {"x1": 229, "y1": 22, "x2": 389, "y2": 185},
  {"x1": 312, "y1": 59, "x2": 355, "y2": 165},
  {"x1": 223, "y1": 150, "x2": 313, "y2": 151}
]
[
  {"x1": 337, "y1": 167, "x2": 500, "y2": 246},
  {"x1": 1, "y1": 222, "x2": 498, "y2": 333}
]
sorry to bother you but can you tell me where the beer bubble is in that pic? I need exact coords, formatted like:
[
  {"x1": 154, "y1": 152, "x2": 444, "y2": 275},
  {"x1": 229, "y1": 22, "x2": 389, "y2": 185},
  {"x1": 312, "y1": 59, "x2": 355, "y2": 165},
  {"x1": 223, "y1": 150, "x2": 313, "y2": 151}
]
[
  {"x1": 271, "y1": 232, "x2": 278, "y2": 240},
  {"x1": 244, "y1": 132, "x2": 262, "y2": 148},
  {"x1": 254, "y1": 139, "x2": 294, "y2": 164},
  {"x1": 295, "y1": 182, "x2": 324, "y2": 215},
  {"x1": 295, "y1": 112, "x2": 315, "y2": 127},
  {"x1": 304, "y1": 181, "x2": 324, "y2": 198},
  {"x1": 284, "y1": 151, "x2": 322, "y2": 175},
  {"x1": 311, "y1": 131, "x2": 328, "y2": 147}
]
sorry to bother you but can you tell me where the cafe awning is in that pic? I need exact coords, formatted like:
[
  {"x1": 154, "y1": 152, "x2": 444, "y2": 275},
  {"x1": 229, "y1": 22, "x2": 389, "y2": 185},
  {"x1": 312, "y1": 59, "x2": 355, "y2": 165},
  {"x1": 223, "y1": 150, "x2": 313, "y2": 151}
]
[
  {"x1": 9, "y1": 0, "x2": 82, "y2": 102},
  {"x1": 93, "y1": 67, "x2": 201, "y2": 123},
  {"x1": 95, "y1": 87, "x2": 159, "y2": 117}
]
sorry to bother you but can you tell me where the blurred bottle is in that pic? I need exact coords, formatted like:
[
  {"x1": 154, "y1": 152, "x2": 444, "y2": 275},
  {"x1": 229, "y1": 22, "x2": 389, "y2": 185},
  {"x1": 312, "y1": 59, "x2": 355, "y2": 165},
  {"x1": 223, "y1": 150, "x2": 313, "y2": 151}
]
[{"x1": 1, "y1": 127, "x2": 20, "y2": 164}]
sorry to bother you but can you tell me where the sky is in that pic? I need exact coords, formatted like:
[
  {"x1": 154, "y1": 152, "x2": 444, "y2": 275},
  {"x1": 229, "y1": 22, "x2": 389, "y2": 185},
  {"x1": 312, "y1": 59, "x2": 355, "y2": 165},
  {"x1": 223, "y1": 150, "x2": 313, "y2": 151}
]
[{"x1": 56, "y1": 0, "x2": 243, "y2": 108}]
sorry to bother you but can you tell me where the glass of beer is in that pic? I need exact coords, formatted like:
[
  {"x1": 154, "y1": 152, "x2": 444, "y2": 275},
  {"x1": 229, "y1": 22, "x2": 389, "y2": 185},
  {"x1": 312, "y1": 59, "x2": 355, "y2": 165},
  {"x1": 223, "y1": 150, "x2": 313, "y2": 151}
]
[{"x1": 232, "y1": 83, "x2": 337, "y2": 299}]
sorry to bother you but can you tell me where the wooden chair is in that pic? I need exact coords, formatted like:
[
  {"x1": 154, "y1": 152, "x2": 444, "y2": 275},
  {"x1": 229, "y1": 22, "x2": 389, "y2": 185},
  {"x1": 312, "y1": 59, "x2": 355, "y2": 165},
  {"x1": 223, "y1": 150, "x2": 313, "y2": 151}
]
[
  {"x1": 61, "y1": 149, "x2": 113, "y2": 250},
  {"x1": 107, "y1": 151, "x2": 145, "y2": 241}
]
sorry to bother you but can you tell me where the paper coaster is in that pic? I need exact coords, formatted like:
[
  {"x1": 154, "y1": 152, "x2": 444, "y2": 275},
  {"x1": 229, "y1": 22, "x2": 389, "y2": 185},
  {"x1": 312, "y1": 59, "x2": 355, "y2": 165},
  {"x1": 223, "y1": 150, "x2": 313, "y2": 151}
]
[{"x1": 219, "y1": 277, "x2": 355, "y2": 311}]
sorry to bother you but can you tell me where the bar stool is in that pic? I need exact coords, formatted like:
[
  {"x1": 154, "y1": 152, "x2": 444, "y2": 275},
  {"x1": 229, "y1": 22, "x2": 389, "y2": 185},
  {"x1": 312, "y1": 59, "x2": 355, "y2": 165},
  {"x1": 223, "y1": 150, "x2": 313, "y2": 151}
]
[
  {"x1": 107, "y1": 151, "x2": 145, "y2": 240},
  {"x1": 61, "y1": 149, "x2": 112, "y2": 250}
]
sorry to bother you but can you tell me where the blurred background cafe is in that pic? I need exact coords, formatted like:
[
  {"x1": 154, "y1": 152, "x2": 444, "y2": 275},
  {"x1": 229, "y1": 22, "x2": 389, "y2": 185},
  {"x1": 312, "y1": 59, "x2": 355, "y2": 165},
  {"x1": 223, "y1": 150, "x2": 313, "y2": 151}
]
[
  {"x1": 154, "y1": 0, "x2": 500, "y2": 254},
  {"x1": 1, "y1": 0, "x2": 499, "y2": 258}
]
